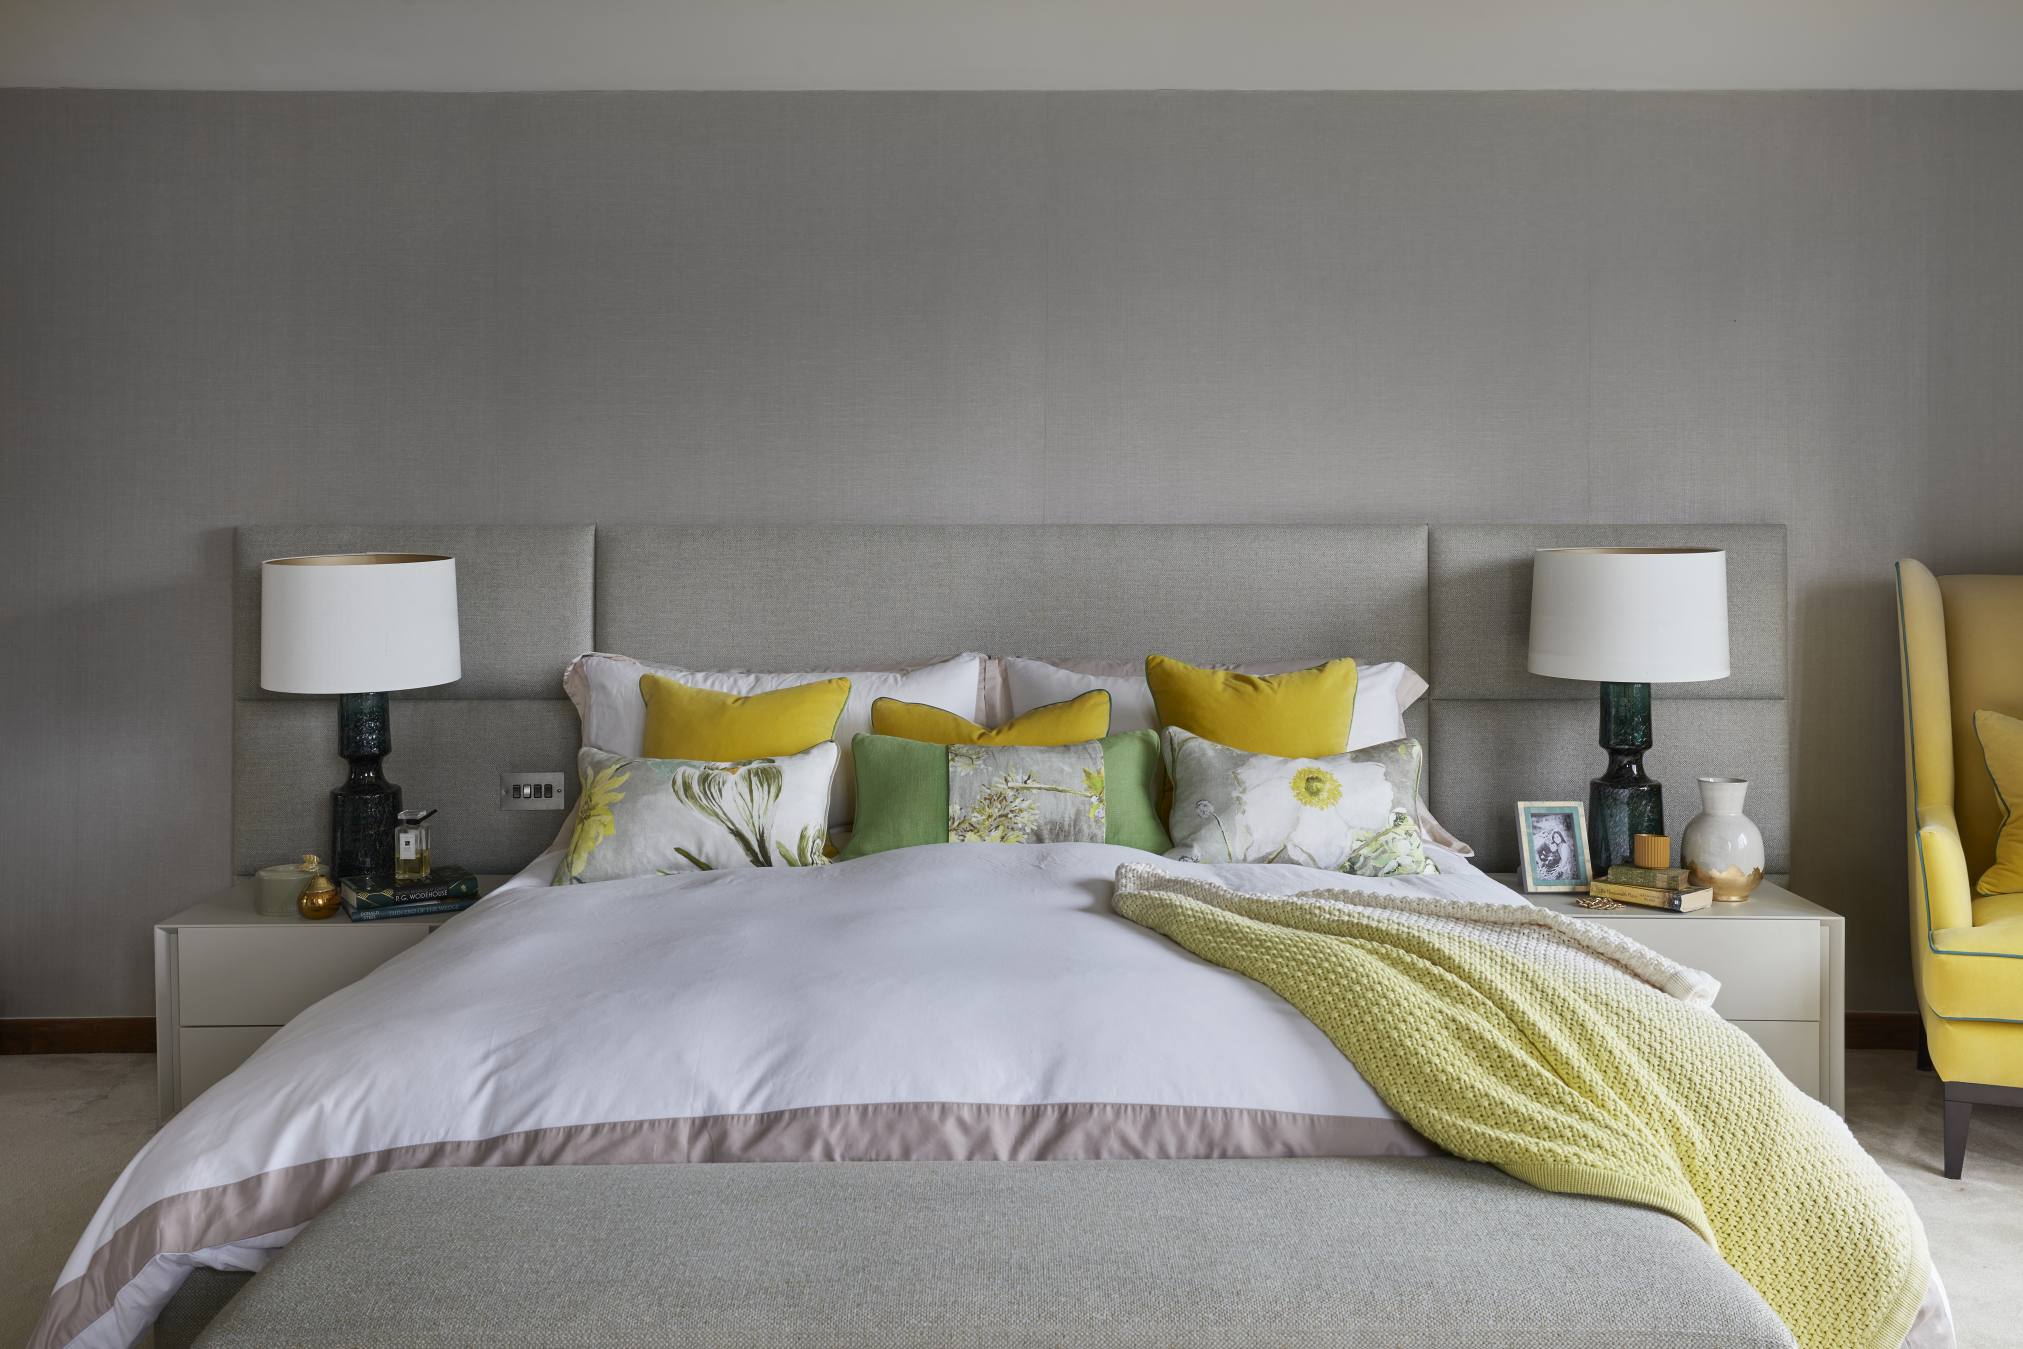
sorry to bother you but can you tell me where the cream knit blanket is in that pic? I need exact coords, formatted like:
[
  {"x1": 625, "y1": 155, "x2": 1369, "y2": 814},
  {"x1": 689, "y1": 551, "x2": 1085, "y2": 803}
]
[{"x1": 1112, "y1": 864, "x2": 1928, "y2": 1349}]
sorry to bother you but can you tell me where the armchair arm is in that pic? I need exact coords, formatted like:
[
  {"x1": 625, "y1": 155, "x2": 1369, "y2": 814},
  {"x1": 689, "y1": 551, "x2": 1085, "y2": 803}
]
[{"x1": 1915, "y1": 805, "x2": 1976, "y2": 936}]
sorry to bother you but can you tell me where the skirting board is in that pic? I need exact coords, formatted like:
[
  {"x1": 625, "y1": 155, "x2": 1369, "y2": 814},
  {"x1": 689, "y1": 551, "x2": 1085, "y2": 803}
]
[
  {"x1": 0, "y1": 1017, "x2": 155, "y2": 1054},
  {"x1": 4, "y1": 1012, "x2": 1924, "y2": 1055}
]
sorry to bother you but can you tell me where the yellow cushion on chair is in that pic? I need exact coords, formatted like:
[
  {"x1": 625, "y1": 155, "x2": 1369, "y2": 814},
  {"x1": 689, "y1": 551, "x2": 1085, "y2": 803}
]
[
  {"x1": 639, "y1": 673, "x2": 851, "y2": 761},
  {"x1": 870, "y1": 689, "x2": 1111, "y2": 746},
  {"x1": 1974, "y1": 708, "x2": 2023, "y2": 896},
  {"x1": 1145, "y1": 654, "x2": 1359, "y2": 757}
]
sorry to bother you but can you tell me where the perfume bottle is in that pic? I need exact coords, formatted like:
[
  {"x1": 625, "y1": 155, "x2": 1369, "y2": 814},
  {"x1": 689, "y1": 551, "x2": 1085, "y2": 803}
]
[{"x1": 393, "y1": 808, "x2": 436, "y2": 884}]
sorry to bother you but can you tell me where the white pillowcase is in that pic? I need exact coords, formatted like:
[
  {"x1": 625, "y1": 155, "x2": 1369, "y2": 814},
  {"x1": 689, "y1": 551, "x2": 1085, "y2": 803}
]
[
  {"x1": 564, "y1": 651, "x2": 985, "y2": 827},
  {"x1": 994, "y1": 654, "x2": 1472, "y2": 857},
  {"x1": 998, "y1": 656, "x2": 1426, "y2": 750}
]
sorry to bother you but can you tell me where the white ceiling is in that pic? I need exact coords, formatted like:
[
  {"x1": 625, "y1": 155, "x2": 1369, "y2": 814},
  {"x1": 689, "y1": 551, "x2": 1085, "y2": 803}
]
[{"x1": 4, "y1": 0, "x2": 2022, "y2": 91}]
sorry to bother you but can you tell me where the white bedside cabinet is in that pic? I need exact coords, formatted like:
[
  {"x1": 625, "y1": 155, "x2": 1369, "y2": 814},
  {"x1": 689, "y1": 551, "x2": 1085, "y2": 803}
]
[
  {"x1": 1494, "y1": 875, "x2": 1846, "y2": 1113},
  {"x1": 154, "y1": 876, "x2": 507, "y2": 1120}
]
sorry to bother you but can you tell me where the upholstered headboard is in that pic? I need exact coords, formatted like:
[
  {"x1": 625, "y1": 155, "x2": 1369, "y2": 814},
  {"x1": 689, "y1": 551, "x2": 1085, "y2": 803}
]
[{"x1": 233, "y1": 523, "x2": 1786, "y2": 875}]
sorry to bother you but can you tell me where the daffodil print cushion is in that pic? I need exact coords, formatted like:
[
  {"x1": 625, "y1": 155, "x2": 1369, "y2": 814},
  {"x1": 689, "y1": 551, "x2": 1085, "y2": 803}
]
[
  {"x1": 838, "y1": 731, "x2": 1170, "y2": 859},
  {"x1": 555, "y1": 742, "x2": 836, "y2": 883},
  {"x1": 1164, "y1": 727, "x2": 1437, "y2": 876}
]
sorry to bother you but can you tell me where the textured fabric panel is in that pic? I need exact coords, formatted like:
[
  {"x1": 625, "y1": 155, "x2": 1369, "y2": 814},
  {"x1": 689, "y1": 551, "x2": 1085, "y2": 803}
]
[
  {"x1": 192, "y1": 1158, "x2": 1792, "y2": 1349},
  {"x1": 235, "y1": 526, "x2": 594, "y2": 700},
  {"x1": 594, "y1": 524, "x2": 1431, "y2": 674},
  {"x1": 155, "y1": 1270, "x2": 248, "y2": 1349},
  {"x1": 1428, "y1": 524, "x2": 1786, "y2": 700},
  {"x1": 1430, "y1": 698, "x2": 1790, "y2": 873},
  {"x1": 234, "y1": 699, "x2": 579, "y2": 875}
]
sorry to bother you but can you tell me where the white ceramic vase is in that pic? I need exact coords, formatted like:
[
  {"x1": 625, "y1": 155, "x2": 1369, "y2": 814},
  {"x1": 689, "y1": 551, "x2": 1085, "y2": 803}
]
[{"x1": 1681, "y1": 777, "x2": 1765, "y2": 900}]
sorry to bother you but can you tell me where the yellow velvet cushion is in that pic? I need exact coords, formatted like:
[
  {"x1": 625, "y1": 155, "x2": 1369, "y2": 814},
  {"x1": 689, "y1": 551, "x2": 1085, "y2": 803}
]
[
  {"x1": 870, "y1": 689, "x2": 1112, "y2": 746},
  {"x1": 639, "y1": 673, "x2": 851, "y2": 761},
  {"x1": 1144, "y1": 654, "x2": 1359, "y2": 757},
  {"x1": 1974, "y1": 708, "x2": 2023, "y2": 896}
]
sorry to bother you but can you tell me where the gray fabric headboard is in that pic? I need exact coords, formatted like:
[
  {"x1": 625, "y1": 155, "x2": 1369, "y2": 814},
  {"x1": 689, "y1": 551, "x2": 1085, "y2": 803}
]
[{"x1": 233, "y1": 523, "x2": 1785, "y2": 875}]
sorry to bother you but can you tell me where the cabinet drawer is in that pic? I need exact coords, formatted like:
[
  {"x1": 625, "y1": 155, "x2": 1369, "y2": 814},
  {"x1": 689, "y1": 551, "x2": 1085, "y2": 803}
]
[
  {"x1": 178, "y1": 1025, "x2": 280, "y2": 1110},
  {"x1": 1730, "y1": 1020, "x2": 1822, "y2": 1099},
  {"x1": 178, "y1": 925, "x2": 429, "y2": 1025},
  {"x1": 1582, "y1": 917, "x2": 1821, "y2": 1021}
]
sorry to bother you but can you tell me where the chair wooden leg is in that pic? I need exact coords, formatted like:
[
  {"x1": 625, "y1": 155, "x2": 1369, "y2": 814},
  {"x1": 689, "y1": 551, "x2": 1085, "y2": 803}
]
[{"x1": 1942, "y1": 1094, "x2": 1972, "y2": 1179}]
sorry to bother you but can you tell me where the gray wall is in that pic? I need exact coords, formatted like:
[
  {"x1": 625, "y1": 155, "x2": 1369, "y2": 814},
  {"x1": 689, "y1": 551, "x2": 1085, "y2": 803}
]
[
  {"x1": 10, "y1": 1, "x2": 2023, "y2": 90},
  {"x1": 3, "y1": 89, "x2": 2020, "y2": 1018}
]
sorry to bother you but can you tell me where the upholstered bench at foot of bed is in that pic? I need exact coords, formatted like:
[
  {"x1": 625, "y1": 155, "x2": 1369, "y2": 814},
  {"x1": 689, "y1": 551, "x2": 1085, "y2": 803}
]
[{"x1": 178, "y1": 1157, "x2": 1792, "y2": 1349}]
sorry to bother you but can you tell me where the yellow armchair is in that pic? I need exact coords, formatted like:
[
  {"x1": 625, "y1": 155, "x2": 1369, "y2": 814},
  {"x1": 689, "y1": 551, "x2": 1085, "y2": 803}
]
[{"x1": 1895, "y1": 559, "x2": 2023, "y2": 1177}]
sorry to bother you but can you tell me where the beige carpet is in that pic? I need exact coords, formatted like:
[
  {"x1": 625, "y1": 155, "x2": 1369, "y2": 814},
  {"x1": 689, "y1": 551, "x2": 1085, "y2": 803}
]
[{"x1": 3, "y1": 1049, "x2": 2019, "y2": 1348}]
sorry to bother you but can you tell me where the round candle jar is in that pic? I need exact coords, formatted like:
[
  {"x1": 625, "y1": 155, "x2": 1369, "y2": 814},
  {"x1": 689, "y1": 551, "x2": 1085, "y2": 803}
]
[{"x1": 254, "y1": 856, "x2": 328, "y2": 917}]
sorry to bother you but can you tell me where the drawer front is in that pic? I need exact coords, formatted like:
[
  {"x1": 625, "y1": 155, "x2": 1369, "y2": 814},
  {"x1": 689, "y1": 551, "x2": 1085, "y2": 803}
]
[
  {"x1": 178, "y1": 925, "x2": 429, "y2": 1025},
  {"x1": 1583, "y1": 917, "x2": 1821, "y2": 1021},
  {"x1": 178, "y1": 1025, "x2": 280, "y2": 1110},
  {"x1": 1730, "y1": 1020, "x2": 1823, "y2": 1099}
]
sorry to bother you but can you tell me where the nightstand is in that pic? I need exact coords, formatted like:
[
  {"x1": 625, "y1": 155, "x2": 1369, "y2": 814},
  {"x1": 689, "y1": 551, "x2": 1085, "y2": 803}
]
[
  {"x1": 154, "y1": 876, "x2": 508, "y2": 1120},
  {"x1": 1493, "y1": 875, "x2": 1845, "y2": 1113}
]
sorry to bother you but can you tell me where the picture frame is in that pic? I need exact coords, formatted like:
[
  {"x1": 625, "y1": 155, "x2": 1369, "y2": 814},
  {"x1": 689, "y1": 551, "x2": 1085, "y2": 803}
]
[{"x1": 1515, "y1": 800, "x2": 1592, "y2": 893}]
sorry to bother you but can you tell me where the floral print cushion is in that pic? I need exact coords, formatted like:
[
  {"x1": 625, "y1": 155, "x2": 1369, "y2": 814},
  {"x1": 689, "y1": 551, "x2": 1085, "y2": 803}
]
[
  {"x1": 947, "y1": 742, "x2": 1107, "y2": 845},
  {"x1": 1165, "y1": 727, "x2": 1437, "y2": 876},
  {"x1": 556, "y1": 742, "x2": 836, "y2": 884}
]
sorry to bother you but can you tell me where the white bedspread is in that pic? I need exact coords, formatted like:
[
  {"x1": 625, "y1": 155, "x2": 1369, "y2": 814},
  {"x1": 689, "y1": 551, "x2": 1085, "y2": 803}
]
[
  {"x1": 37, "y1": 842, "x2": 1950, "y2": 1349},
  {"x1": 40, "y1": 842, "x2": 1505, "y2": 1348}
]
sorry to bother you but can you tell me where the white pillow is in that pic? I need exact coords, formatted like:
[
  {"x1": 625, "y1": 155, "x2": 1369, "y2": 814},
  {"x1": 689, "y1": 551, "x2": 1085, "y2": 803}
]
[
  {"x1": 564, "y1": 652, "x2": 985, "y2": 827},
  {"x1": 995, "y1": 655, "x2": 1472, "y2": 857},
  {"x1": 998, "y1": 656, "x2": 1425, "y2": 750}
]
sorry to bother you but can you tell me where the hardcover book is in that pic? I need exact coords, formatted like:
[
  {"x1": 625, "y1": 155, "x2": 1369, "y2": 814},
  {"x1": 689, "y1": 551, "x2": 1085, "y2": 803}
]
[
  {"x1": 1604, "y1": 864, "x2": 1695, "y2": 891},
  {"x1": 1586, "y1": 879, "x2": 1714, "y2": 913},
  {"x1": 341, "y1": 894, "x2": 479, "y2": 923},
  {"x1": 340, "y1": 864, "x2": 479, "y2": 910}
]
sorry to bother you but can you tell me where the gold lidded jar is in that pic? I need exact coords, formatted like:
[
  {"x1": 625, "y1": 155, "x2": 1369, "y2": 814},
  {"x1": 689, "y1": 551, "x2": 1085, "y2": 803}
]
[{"x1": 298, "y1": 872, "x2": 342, "y2": 920}]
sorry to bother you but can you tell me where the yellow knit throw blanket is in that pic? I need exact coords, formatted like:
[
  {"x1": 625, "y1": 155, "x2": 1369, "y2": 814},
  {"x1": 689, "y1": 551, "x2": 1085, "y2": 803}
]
[{"x1": 1112, "y1": 865, "x2": 1928, "y2": 1349}]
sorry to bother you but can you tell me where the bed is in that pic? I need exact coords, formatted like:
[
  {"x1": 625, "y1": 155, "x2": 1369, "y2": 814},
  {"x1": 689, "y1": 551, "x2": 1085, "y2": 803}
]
[{"x1": 33, "y1": 523, "x2": 1950, "y2": 1348}]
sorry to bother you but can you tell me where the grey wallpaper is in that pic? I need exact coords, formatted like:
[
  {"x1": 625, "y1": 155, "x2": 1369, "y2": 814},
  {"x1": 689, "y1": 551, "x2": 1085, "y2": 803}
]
[{"x1": 2, "y1": 90, "x2": 2020, "y2": 1018}]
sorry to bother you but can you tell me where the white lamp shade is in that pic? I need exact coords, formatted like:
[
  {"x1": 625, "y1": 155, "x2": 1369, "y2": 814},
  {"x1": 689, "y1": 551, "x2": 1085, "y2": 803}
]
[
  {"x1": 261, "y1": 554, "x2": 462, "y2": 694},
  {"x1": 1526, "y1": 547, "x2": 1730, "y2": 684}
]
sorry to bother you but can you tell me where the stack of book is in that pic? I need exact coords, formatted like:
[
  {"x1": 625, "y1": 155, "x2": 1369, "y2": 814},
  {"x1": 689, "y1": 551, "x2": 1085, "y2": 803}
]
[
  {"x1": 1586, "y1": 863, "x2": 1714, "y2": 913},
  {"x1": 339, "y1": 865, "x2": 481, "y2": 922}
]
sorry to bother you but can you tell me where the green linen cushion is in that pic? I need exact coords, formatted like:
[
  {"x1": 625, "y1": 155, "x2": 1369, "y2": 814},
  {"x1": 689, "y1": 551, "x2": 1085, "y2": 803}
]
[
  {"x1": 556, "y1": 742, "x2": 836, "y2": 884},
  {"x1": 1164, "y1": 727, "x2": 1437, "y2": 877},
  {"x1": 839, "y1": 730, "x2": 1170, "y2": 860}
]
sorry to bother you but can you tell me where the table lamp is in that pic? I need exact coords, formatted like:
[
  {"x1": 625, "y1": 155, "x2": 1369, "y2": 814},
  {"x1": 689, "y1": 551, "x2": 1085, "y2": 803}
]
[
  {"x1": 261, "y1": 553, "x2": 461, "y2": 880},
  {"x1": 1526, "y1": 547, "x2": 1729, "y2": 872}
]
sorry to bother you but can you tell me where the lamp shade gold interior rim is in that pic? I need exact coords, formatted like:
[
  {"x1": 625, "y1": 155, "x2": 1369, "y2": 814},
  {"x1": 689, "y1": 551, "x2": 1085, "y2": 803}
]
[
  {"x1": 1533, "y1": 546, "x2": 1724, "y2": 556},
  {"x1": 265, "y1": 553, "x2": 452, "y2": 566}
]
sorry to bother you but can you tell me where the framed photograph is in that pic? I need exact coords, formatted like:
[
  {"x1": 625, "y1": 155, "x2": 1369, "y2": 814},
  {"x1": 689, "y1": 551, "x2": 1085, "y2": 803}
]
[{"x1": 1516, "y1": 801, "x2": 1592, "y2": 893}]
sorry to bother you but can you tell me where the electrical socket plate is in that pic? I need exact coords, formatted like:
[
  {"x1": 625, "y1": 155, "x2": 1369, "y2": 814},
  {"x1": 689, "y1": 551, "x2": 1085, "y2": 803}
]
[{"x1": 500, "y1": 771, "x2": 566, "y2": 810}]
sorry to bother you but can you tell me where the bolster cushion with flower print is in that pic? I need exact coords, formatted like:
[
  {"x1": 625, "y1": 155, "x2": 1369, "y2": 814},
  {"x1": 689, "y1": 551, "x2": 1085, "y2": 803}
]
[
  {"x1": 555, "y1": 742, "x2": 837, "y2": 884},
  {"x1": 1164, "y1": 727, "x2": 1437, "y2": 877}
]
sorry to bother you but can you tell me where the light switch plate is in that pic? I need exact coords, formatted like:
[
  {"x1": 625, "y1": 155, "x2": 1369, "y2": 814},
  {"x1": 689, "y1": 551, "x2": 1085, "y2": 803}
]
[{"x1": 500, "y1": 771, "x2": 566, "y2": 810}]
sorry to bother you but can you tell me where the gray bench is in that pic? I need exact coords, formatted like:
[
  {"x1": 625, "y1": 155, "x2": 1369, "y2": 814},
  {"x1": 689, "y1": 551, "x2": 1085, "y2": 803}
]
[{"x1": 174, "y1": 1157, "x2": 1792, "y2": 1348}]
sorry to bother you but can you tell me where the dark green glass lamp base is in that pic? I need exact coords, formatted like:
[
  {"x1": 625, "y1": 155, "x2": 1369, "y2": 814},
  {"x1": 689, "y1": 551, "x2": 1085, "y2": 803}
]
[
  {"x1": 333, "y1": 691, "x2": 401, "y2": 881},
  {"x1": 1588, "y1": 680, "x2": 1663, "y2": 875}
]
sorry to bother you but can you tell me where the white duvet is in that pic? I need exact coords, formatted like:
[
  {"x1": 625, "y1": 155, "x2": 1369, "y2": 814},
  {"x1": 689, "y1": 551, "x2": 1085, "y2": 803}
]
[{"x1": 36, "y1": 842, "x2": 1951, "y2": 1349}]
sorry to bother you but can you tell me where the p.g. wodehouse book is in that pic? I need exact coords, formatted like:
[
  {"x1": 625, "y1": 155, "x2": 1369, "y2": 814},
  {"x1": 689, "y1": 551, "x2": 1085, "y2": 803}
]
[
  {"x1": 339, "y1": 866, "x2": 480, "y2": 921},
  {"x1": 341, "y1": 894, "x2": 478, "y2": 922},
  {"x1": 1605, "y1": 864, "x2": 1694, "y2": 892},
  {"x1": 1587, "y1": 879, "x2": 1714, "y2": 913}
]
